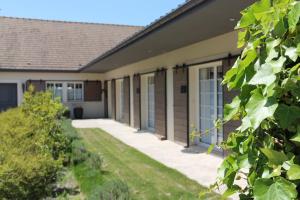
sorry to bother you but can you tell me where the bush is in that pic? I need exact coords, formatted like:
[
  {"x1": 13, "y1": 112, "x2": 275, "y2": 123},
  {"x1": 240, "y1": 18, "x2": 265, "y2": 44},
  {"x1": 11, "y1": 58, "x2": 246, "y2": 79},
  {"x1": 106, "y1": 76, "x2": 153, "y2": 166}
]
[
  {"x1": 97, "y1": 179, "x2": 130, "y2": 200},
  {"x1": 0, "y1": 87, "x2": 67, "y2": 199},
  {"x1": 71, "y1": 140, "x2": 90, "y2": 165},
  {"x1": 87, "y1": 153, "x2": 103, "y2": 171}
]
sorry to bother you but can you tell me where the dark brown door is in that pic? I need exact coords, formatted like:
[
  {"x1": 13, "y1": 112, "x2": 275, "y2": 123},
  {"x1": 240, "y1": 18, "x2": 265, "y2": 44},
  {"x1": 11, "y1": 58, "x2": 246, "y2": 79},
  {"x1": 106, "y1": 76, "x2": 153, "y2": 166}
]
[
  {"x1": 104, "y1": 81, "x2": 108, "y2": 118},
  {"x1": 0, "y1": 83, "x2": 18, "y2": 112},
  {"x1": 155, "y1": 69, "x2": 167, "y2": 139},
  {"x1": 111, "y1": 79, "x2": 116, "y2": 120},
  {"x1": 133, "y1": 74, "x2": 141, "y2": 129},
  {"x1": 122, "y1": 76, "x2": 130, "y2": 125},
  {"x1": 173, "y1": 66, "x2": 189, "y2": 146}
]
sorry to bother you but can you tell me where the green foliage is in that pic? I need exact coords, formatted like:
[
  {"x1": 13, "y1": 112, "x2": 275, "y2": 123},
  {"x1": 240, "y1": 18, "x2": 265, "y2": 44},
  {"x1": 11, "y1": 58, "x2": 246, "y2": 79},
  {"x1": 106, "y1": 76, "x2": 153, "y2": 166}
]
[
  {"x1": 216, "y1": 0, "x2": 300, "y2": 199},
  {"x1": 97, "y1": 179, "x2": 130, "y2": 200},
  {"x1": 87, "y1": 152, "x2": 104, "y2": 171},
  {"x1": 71, "y1": 140, "x2": 90, "y2": 165},
  {"x1": 0, "y1": 87, "x2": 67, "y2": 199}
]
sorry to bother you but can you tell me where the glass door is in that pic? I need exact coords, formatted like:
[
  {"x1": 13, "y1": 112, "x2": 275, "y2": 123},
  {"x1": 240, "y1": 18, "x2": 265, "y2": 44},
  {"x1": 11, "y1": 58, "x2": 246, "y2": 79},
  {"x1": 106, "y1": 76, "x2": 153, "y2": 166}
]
[
  {"x1": 199, "y1": 66, "x2": 223, "y2": 145},
  {"x1": 148, "y1": 76, "x2": 155, "y2": 131}
]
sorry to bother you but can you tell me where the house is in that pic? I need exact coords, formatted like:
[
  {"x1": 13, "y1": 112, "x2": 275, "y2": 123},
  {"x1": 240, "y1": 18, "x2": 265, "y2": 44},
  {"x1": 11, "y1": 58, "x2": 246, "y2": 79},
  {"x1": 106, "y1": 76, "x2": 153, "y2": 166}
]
[{"x1": 0, "y1": 0, "x2": 255, "y2": 147}]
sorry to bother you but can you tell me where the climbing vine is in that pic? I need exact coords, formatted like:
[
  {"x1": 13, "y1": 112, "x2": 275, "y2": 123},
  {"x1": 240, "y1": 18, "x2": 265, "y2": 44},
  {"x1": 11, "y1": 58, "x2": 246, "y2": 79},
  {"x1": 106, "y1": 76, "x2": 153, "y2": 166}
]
[{"x1": 210, "y1": 0, "x2": 300, "y2": 199}]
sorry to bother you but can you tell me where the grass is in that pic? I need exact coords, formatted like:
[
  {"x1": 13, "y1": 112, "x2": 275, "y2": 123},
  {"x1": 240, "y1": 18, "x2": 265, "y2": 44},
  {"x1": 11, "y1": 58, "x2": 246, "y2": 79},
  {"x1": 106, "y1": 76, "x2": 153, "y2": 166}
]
[{"x1": 73, "y1": 128, "x2": 220, "y2": 200}]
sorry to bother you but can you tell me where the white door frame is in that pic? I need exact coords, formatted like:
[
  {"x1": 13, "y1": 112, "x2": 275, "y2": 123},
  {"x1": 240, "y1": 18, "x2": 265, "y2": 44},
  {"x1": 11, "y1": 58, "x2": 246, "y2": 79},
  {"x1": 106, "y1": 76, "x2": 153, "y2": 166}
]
[{"x1": 189, "y1": 61, "x2": 223, "y2": 146}]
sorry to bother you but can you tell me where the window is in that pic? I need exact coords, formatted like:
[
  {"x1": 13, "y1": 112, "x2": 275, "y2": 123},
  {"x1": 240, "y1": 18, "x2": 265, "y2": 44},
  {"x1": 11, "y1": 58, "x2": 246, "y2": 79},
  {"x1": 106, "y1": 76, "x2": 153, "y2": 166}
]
[
  {"x1": 67, "y1": 83, "x2": 83, "y2": 101},
  {"x1": 46, "y1": 82, "x2": 63, "y2": 101}
]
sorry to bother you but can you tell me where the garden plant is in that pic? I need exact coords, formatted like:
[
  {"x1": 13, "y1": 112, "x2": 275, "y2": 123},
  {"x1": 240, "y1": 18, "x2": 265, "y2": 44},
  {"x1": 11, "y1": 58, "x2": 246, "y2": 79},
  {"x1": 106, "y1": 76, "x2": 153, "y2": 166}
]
[{"x1": 211, "y1": 0, "x2": 300, "y2": 199}]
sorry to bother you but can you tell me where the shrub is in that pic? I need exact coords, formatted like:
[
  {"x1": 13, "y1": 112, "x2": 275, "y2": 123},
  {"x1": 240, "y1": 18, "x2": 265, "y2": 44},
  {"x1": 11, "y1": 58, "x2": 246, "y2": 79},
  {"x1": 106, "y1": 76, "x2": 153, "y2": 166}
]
[
  {"x1": 97, "y1": 179, "x2": 130, "y2": 200},
  {"x1": 71, "y1": 140, "x2": 90, "y2": 165},
  {"x1": 87, "y1": 152, "x2": 103, "y2": 171},
  {"x1": 0, "y1": 87, "x2": 67, "y2": 199}
]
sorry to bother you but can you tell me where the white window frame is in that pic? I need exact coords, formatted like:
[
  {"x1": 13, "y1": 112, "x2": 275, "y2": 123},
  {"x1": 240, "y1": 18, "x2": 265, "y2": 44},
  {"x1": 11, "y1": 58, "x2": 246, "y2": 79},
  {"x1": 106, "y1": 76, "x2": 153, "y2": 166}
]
[
  {"x1": 190, "y1": 61, "x2": 223, "y2": 147},
  {"x1": 46, "y1": 81, "x2": 64, "y2": 102},
  {"x1": 46, "y1": 81, "x2": 84, "y2": 103},
  {"x1": 66, "y1": 82, "x2": 84, "y2": 102}
]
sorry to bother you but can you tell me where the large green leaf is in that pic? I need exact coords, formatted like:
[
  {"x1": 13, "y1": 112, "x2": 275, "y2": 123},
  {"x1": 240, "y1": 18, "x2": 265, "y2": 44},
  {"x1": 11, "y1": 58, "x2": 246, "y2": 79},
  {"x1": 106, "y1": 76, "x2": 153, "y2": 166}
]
[
  {"x1": 224, "y1": 96, "x2": 241, "y2": 122},
  {"x1": 254, "y1": 178, "x2": 297, "y2": 200},
  {"x1": 288, "y1": 2, "x2": 300, "y2": 32},
  {"x1": 266, "y1": 39, "x2": 281, "y2": 62},
  {"x1": 287, "y1": 164, "x2": 300, "y2": 180},
  {"x1": 237, "y1": 9, "x2": 256, "y2": 29},
  {"x1": 260, "y1": 148, "x2": 288, "y2": 165},
  {"x1": 243, "y1": 90, "x2": 278, "y2": 130},
  {"x1": 275, "y1": 104, "x2": 300, "y2": 129},
  {"x1": 249, "y1": 63, "x2": 276, "y2": 86},
  {"x1": 285, "y1": 46, "x2": 298, "y2": 62}
]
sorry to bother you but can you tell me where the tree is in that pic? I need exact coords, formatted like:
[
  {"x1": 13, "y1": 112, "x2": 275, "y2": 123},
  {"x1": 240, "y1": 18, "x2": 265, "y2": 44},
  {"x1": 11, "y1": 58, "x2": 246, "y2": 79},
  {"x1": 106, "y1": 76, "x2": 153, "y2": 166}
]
[{"x1": 213, "y1": 0, "x2": 300, "y2": 199}]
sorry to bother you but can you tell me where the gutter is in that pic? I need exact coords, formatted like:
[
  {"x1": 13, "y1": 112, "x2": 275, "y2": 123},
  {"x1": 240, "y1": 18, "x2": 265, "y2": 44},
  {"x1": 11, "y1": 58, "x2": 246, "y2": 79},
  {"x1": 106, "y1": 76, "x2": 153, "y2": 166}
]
[{"x1": 80, "y1": 0, "x2": 209, "y2": 72}]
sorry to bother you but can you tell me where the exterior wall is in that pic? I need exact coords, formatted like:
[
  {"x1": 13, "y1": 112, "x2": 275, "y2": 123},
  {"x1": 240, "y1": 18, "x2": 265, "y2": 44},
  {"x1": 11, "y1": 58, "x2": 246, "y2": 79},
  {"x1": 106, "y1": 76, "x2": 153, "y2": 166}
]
[
  {"x1": 0, "y1": 30, "x2": 240, "y2": 146},
  {"x1": 103, "y1": 31, "x2": 239, "y2": 142},
  {"x1": 0, "y1": 72, "x2": 104, "y2": 118}
]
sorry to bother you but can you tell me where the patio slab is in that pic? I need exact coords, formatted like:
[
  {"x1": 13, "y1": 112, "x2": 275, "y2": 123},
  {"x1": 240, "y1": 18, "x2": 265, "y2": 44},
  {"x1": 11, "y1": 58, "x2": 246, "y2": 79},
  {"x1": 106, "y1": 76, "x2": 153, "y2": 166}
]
[{"x1": 72, "y1": 119, "x2": 224, "y2": 189}]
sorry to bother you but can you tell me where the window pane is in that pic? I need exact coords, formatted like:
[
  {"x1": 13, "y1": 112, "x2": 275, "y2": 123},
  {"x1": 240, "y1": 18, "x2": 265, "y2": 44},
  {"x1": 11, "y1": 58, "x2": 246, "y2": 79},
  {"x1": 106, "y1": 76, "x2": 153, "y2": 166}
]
[
  {"x1": 67, "y1": 83, "x2": 83, "y2": 101},
  {"x1": 55, "y1": 83, "x2": 63, "y2": 101},
  {"x1": 67, "y1": 83, "x2": 75, "y2": 101},
  {"x1": 75, "y1": 83, "x2": 83, "y2": 101}
]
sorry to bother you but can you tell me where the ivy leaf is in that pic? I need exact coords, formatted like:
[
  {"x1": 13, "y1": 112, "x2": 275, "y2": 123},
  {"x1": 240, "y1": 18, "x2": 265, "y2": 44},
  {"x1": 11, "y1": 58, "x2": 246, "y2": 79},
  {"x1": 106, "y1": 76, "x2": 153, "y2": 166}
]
[
  {"x1": 275, "y1": 104, "x2": 300, "y2": 129},
  {"x1": 269, "y1": 56, "x2": 286, "y2": 73},
  {"x1": 238, "y1": 30, "x2": 248, "y2": 48},
  {"x1": 224, "y1": 96, "x2": 241, "y2": 122},
  {"x1": 242, "y1": 90, "x2": 278, "y2": 130},
  {"x1": 236, "y1": 9, "x2": 256, "y2": 29},
  {"x1": 274, "y1": 16, "x2": 287, "y2": 38},
  {"x1": 251, "y1": 0, "x2": 271, "y2": 20},
  {"x1": 221, "y1": 185, "x2": 240, "y2": 200},
  {"x1": 285, "y1": 46, "x2": 298, "y2": 62},
  {"x1": 260, "y1": 148, "x2": 288, "y2": 166},
  {"x1": 287, "y1": 164, "x2": 300, "y2": 180},
  {"x1": 266, "y1": 39, "x2": 281, "y2": 62},
  {"x1": 288, "y1": 2, "x2": 300, "y2": 32},
  {"x1": 253, "y1": 178, "x2": 297, "y2": 200},
  {"x1": 290, "y1": 127, "x2": 300, "y2": 144},
  {"x1": 249, "y1": 63, "x2": 276, "y2": 85}
]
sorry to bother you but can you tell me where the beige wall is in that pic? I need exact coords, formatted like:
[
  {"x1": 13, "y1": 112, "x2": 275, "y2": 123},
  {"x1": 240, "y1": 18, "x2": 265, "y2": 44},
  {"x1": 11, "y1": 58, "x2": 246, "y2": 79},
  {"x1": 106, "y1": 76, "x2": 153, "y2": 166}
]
[
  {"x1": 0, "y1": 72, "x2": 104, "y2": 118},
  {"x1": 104, "y1": 31, "x2": 239, "y2": 141},
  {"x1": 0, "y1": 30, "x2": 239, "y2": 142}
]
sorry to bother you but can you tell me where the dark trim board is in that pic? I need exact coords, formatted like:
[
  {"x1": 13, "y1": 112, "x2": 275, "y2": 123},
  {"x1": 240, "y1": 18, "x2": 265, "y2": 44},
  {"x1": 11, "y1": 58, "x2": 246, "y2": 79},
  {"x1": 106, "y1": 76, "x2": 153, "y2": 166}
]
[
  {"x1": 154, "y1": 68, "x2": 168, "y2": 140},
  {"x1": 186, "y1": 65, "x2": 190, "y2": 148}
]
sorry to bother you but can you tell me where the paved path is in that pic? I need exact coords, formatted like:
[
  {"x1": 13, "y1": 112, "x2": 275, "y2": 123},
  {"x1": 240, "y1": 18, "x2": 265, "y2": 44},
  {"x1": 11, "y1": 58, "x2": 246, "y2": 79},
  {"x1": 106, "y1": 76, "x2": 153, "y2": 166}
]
[{"x1": 72, "y1": 119, "x2": 224, "y2": 189}]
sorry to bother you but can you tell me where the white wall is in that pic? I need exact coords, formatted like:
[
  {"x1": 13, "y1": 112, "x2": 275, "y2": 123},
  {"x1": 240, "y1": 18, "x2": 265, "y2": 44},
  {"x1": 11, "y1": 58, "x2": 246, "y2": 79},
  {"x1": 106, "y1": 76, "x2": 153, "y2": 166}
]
[
  {"x1": 0, "y1": 72, "x2": 104, "y2": 118},
  {"x1": 0, "y1": 31, "x2": 239, "y2": 142},
  {"x1": 103, "y1": 31, "x2": 239, "y2": 141}
]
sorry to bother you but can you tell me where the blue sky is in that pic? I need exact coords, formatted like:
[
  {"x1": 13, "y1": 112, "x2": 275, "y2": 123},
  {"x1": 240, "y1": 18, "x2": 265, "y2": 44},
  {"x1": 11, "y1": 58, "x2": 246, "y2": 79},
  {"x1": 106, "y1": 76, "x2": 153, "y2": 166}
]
[{"x1": 0, "y1": 0, "x2": 186, "y2": 26}]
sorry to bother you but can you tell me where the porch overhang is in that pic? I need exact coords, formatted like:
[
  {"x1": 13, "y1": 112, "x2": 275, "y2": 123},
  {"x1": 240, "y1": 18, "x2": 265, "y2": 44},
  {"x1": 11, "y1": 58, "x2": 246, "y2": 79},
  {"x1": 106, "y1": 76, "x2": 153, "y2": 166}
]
[{"x1": 82, "y1": 0, "x2": 255, "y2": 73}]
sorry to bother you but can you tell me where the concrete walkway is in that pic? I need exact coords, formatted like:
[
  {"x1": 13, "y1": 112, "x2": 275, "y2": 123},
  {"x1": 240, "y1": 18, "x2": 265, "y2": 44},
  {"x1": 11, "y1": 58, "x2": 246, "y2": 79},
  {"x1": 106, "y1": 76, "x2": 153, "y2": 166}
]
[{"x1": 72, "y1": 119, "x2": 224, "y2": 189}]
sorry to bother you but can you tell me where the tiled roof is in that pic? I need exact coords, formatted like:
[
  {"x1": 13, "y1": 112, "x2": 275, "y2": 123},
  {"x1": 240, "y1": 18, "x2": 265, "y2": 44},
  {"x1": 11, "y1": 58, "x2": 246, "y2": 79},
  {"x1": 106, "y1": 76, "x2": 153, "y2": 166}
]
[{"x1": 0, "y1": 16, "x2": 142, "y2": 71}]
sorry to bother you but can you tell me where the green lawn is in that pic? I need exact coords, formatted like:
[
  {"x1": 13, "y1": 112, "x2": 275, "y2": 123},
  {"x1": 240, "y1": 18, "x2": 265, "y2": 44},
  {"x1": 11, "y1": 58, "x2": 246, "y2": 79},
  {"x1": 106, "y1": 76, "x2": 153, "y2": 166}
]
[{"x1": 74, "y1": 128, "x2": 219, "y2": 200}]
